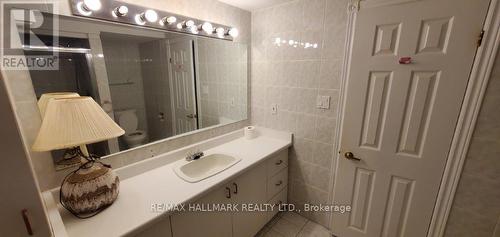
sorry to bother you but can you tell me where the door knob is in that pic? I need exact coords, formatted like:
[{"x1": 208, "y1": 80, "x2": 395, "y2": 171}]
[
  {"x1": 344, "y1": 152, "x2": 361, "y2": 161},
  {"x1": 186, "y1": 114, "x2": 197, "y2": 119},
  {"x1": 158, "y1": 112, "x2": 165, "y2": 121}
]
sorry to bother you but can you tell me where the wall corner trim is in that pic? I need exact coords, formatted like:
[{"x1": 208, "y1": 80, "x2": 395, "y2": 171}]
[{"x1": 427, "y1": 0, "x2": 500, "y2": 236}]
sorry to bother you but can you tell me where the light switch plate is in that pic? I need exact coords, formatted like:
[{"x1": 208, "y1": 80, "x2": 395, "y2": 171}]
[
  {"x1": 271, "y1": 103, "x2": 278, "y2": 115},
  {"x1": 316, "y1": 95, "x2": 331, "y2": 109}
]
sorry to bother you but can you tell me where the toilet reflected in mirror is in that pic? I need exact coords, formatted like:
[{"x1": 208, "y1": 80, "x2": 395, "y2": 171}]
[{"x1": 115, "y1": 109, "x2": 148, "y2": 148}]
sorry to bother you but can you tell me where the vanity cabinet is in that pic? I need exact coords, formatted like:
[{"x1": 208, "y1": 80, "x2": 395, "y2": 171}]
[
  {"x1": 171, "y1": 183, "x2": 233, "y2": 237},
  {"x1": 131, "y1": 216, "x2": 172, "y2": 237},
  {"x1": 171, "y1": 149, "x2": 289, "y2": 237}
]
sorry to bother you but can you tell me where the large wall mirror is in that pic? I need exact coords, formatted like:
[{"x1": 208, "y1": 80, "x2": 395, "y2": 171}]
[{"x1": 16, "y1": 12, "x2": 248, "y2": 167}]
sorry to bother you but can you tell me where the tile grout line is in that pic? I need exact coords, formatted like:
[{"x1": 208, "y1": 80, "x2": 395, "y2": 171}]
[{"x1": 295, "y1": 219, "x2": 310, "y2": 237}]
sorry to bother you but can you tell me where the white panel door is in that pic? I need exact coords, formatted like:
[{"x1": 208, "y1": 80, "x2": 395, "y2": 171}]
[
  {"x1": 169, "y1": 39, "x2": 197, "y2": 135},
  {"x1": 332, "y1": 0, "x2": 489, "y2": 237}
]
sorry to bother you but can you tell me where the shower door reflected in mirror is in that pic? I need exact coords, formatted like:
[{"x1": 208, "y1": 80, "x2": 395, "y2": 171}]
[{"x1": 21, "y1": 13, "x2": 248, "y2": 157}]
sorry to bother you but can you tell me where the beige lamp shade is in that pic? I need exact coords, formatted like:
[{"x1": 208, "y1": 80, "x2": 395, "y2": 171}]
[
  {"x1": 33, "y1": 96, "x2": 125, "y2": 151},
  {"x1": 38, "y1": 92, "x2": 80, "y2": 117}
]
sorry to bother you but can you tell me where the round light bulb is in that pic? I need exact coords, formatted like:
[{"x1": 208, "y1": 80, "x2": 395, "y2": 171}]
[
  {"x1": 166, "y1": 16, "x2": 177, "y2": 24},
  {"x1": 201, "y1": 22, "x2": 213, "y2": 34},
  {"x1": 228, "y1": 28, "x2": 239, "y2": 38},
  {"x1": 160, "y1": 16, "x2": 177, "y2": 26},
  {"x1": 215, "y1": 27, "x2": 225, "y2": 38},
  {"x1": 135, "y1": 14, "x2": 146, "y2": 25},
  {"x1": 185, "y1": 20, "x2": 195, "y2": 27},
  {"x1": 144, "y1": 10, "x2": 158, "y2": 22},
  {"x1": 176, "y1": 23, "x2": 183, "y2": 29},
  {"x1": 76, "y1": 2, "x2": 92, "y2": 16},
  {"x1": 189, "y1": 25, "x2": 199, "y2": 34},
  {"x1": 83, "y1": 0, "x2": 101, "y2": 11},
  {"x1": 113, "y1": 5, "x2": 128, "y2": 17}
]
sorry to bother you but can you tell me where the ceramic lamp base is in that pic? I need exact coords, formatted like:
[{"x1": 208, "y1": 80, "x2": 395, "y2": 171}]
[
  {"x1": 55, "y1": 147, "x2": 86, "y2": 171},
  {"x1": 61, "y1": 162, "x2": 119, "y2": 216}
]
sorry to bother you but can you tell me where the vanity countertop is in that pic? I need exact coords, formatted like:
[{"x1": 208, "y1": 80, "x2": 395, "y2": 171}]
[{"x1": 42, "y1": 127, "x2": 292, "y2": 237}]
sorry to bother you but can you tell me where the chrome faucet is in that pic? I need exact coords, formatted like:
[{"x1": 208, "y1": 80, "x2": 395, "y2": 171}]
[{"x1": 185, "y1": 150, "x2": 204, "y2": 161}]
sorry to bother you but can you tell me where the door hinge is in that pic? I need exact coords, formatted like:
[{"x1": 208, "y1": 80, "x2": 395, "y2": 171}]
[
  {"x1": 349, "y1": 0, "x2": 361, "y2": 12},
  {"x1": 477, "y1": 30, "x2": 485, "y2": 47}
]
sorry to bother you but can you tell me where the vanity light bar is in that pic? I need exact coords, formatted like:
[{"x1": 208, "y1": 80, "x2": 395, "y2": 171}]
[
  {"x1": 70, "y1": 0, "x2": 237, "y2": 41},
  {"x1": 22, "y1": 45, "x2": 91, "y2": 54}
]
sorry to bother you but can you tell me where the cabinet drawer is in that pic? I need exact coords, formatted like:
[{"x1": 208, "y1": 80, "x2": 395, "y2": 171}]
[
  {"x1": 266, "y1": 150, "x2": 288, "y2": 178},
  {"x1": 267, "y1": 168, "x2": 288, "y2": 199},
  {"x1": 267, "y1": 187, "x2": 288, "y2": 221}
]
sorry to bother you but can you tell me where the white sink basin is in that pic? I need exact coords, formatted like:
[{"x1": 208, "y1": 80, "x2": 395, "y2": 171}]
[{"x1": 174, "y1": 154, "x2": 241, "y2": 183}]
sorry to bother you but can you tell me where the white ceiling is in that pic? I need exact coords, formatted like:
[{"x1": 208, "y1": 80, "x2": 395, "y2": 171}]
[{"x1": 218, "y1": 0, "x2": 293, "y2": 11}]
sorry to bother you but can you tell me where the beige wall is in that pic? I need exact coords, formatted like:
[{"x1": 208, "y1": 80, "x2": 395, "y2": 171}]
[
  {"x1": 250, "y1": 0, "x2": 349, "y2": 227},
  {"x1": 4, "y1": 0, "x2": 251, "y2": 191},
  {"x1": 444, "y1": 48, "x2": 500, "y2": 237}
]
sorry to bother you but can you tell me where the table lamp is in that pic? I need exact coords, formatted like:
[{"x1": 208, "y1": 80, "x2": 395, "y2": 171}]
[
  {"x1": 32, "y1": 96, "x2": 125, "y2": 217},
  {"x1": 37, "y1": 92, "x2": 84, "y2": 170}
]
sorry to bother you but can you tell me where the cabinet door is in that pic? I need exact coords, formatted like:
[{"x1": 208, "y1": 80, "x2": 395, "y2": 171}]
[
  {"x1": 232, "y1": 163, "x2": 268, "y2": 237},
  {"x1": 267, "y1": 188, "x2": 287, "y2": 222},
  {"x1": 131, "y1": 216, "x2": 172, "y2": 237},
  {"x1": 171, "y1": 184, "x2": 232, "y2": 237}
]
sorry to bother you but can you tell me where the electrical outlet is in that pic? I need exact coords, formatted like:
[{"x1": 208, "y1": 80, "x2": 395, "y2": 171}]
[
  {"x1": 271, "y1": 103, "x2": 278, "y2": 115},
  {"x1": 316, "y1": 95, "x2": 331, "y2": 109}
]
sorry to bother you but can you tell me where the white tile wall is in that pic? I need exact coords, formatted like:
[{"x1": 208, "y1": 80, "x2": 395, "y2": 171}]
[
  {"x1": 197, "y1": 39, "x2": 248, "y2": 128},
  {"x1": 101, "y1": 38, "x2": 149, "y2": 136},
  {"x1": 251, "y1": 0, "x2": 350, "y2": 227}
]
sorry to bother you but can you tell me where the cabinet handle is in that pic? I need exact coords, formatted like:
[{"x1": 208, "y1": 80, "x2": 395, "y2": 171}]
[
  {"x1": 275, "y1": 160, "x2": 283, "y2": 165},
  {"x1": 275, "y1": 180, "x2": 283, "y2": 186},
  {"x1": 21, "y1": 209, "x2": 33, "y2": 236},
  {"x1": 225, "y1": 187, "x2": 231, "y2": 199},
  {"x1": 232, "y1": 182, "x2": 238, "y2": 194}
]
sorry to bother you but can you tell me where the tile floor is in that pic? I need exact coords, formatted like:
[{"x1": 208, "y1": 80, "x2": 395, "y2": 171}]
[{"x1": 256, "y1": 212, "x2": 333, "y2": 237}]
